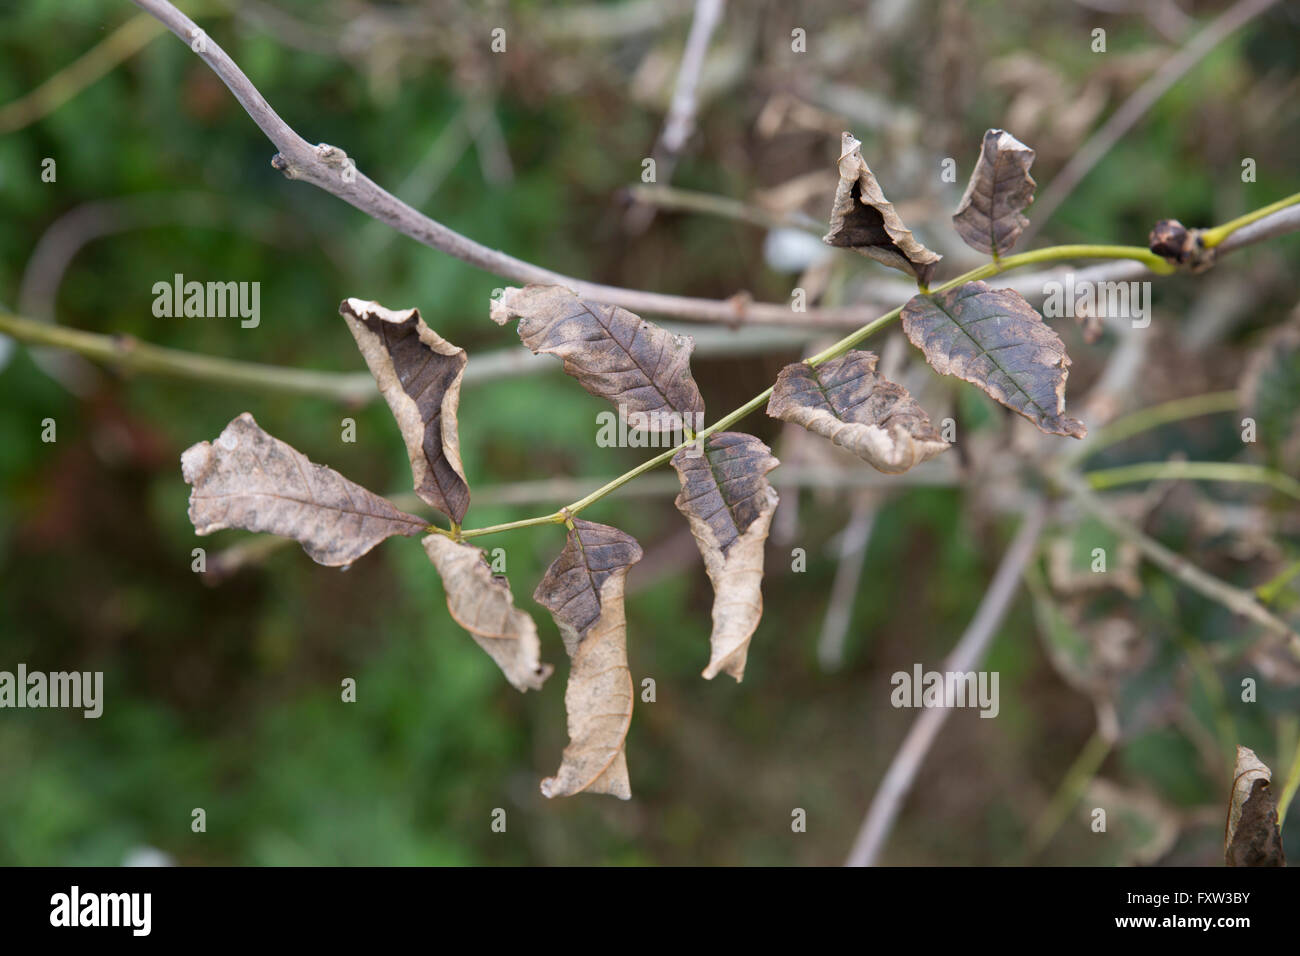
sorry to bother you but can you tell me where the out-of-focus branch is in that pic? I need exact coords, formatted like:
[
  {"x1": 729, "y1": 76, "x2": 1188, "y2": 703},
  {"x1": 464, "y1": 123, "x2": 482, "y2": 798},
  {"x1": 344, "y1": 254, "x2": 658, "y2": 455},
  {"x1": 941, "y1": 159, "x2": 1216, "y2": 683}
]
[
  {"x1": 538, "y1": 0, "x2": 694, "y2": 41},
  {"x1": 657, "y1": 0, "x2": 725, "y2": 158},
  {"x1": 0, "y1": 311, "x2": 376, "y2": 403},
  {"x1": 1061, "y1": 473, "x2": 1300, "y2": 654},
  {"x1": 1066, "y1": 391, "x2": 1239, "y2": 466},
  {"x1": 626, "y1": 184, "x2": 826, "y2": 236},
  {"x1": 125, "y1": 0, "x2": 867, "y2": 329},
  {"x1": 6, "y1": 191, "x2": 287, "y2": 392},
  {"x1": 846, "y1": 501, "x2": 1048, "y2": 866},
  {"x1": 0, "y1": 308, "x2": 839, "y2": 399},
  {"x1": 1279, "y1": 732, "x2": 1300, "y2": 829},
  {"x1": 0, "y1": 13, "x2": 167, "y2": 133},
  {"x1": 817, "y1": 494, "x2": 878, "y2": 672},
  {"x1": 1085, "y1": 460, "x2": 1300, "y2": 502},
  {"x1": 1023, "y1": 0, "x2": 1281, "y2": 241},
  {"x1": 1024, "y1": 728, "x2": 1116, "y2": 859},
  {"x1": 613, "y1": 0, "x2": 722, "y2": 234}
]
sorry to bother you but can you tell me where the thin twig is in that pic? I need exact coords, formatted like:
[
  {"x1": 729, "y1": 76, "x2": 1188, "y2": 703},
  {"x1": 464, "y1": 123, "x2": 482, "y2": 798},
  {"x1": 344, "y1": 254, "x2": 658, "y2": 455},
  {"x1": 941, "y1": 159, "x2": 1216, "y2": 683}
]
[
  {"x1": 1203, "y1": 191, "x2": 1300, "y2": 248},
  {"x1": 359, "y1": 109, "x2": 473, "y2": 256},
  {"x1": 845, "y1": 500, "x2": 1048, "y2": 866},
  {"x1": 658, "y1": 0, "x2": 725, "y2": 158},
  {"x1": 0, "y1": 13, "x2": 167, "y2": 133},
  {"x1": 628, "y1": 0, "x2": 728, "y2": 230},
  {"x1": 1278, "y1": 732, "x2": 1300, "y2": 829},
  {"x1": 1025, "y1": 729, "x2": 1115, "y2": 859},
  {"x1": 0, "y1": 306, "x2": 838, "y2": 399},
  {"x1": 8, "y1": 191, "x2": 286, "y2": 392},
  {"x1": 1062, "y1": 472, "x2": 1300, "y2": 653},
  {"x1": 626, "y1": 184, "x2": 827, "y2": 236},
  {"x1": 1085, "y1": 460, "x2": 1300, "y2": 502},
  {"x1": 0, "y1": 310, "x2": 376, "y2": 402},
  {"x1": 539, "y1": 0, "x2": 694, "y2": 41},
  {"x1": 1065, "y1": 391, "x2": 1239, "y2": 466},
  {"x1": 817, "y1": 494, "x2": 877, "y2": 672},
  {"x1": 125, "y1": 0, "x2": 865, "y2": 329},
  {"x1": 1256, "y1": 558, "x2": 1300, "y2": 605},
  {"x1": 1217, "y1": 200, "x2": 1300, "y2": 253}
]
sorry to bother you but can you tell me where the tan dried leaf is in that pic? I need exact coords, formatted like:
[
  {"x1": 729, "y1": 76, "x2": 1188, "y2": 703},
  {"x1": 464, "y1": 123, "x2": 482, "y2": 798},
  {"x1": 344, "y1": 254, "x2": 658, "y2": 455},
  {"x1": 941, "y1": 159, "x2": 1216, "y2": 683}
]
[
  {"x1": 766, "y1": 350, "x2": 948, "y2": 474},
  {"x1": 181, "y1": 412, "x2": 425, "y2": 567},
  {"x1": 533, "y1": 520, "x2": 643, "y2": 799},
  {"x1": 823, "y1": 132, "x2": 942, "y2": 287},
  {"x1": 490, "y1": 284, "x2": 704, "y2": 432},
  {"x1": 423, "y1": 535, "x2": 551, "y2": 692},
  {"x1": 1225, "y1": 745, "x2": 1286, "y2": 867},
  {"x1": 952, "y1": 129, "x2": 1037, "y2": 256},
  {"x1": 901, "y1": 281, "x2": 1086, "y2": 438},
  {"x1": 339, "y1": 298, "x2": 470, "y2": 524},
  {"x1": 670, "y1": 432, "x2": 779, "y2": 681}
]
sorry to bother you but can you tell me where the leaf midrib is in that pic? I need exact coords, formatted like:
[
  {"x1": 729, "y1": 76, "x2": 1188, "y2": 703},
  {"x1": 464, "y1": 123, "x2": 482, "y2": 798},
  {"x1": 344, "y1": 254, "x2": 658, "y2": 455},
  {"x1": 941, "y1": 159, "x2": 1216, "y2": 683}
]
[{"x1": 927, "y1": 289, "x2": 1048, "y2": 418}]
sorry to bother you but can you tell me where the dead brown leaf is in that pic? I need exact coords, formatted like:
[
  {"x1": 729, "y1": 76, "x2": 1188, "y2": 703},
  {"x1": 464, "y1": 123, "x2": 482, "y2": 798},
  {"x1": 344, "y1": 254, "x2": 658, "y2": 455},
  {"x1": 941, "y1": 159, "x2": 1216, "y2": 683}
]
[
  {"x1": 424, "y1": 534, "x2": 552, "y2": 692},
  {"x1": 767, "y1": 350, "x2": 948, "y2": 474},
  {"x1": 670, "y1": 432, "x2": 779, "y2": 681},
  {"x1": 181, "y1": 412, "x2": 425, "y2": 567},
  {"x1": 901, "y1": 281, "x2": 1086, "y2": 438},
  {"x1": 823, "y1": 132, "x2": 942, "y2": 287},
  {"x1": 952, "y1": 129, "x2": 1036, "y2": 257},
  {"x1": 1225, "y1": 745, "x2": 1286, "y2": 867},
  {"x1": 339, "y1": 298, "x2": 470, "y2": 524},
  {"x1": 533, "y1": 519, "x2": 643, "y2": 798},
  {"x1": 491, "y1": 284, "x2": 704, "y2": 432}
]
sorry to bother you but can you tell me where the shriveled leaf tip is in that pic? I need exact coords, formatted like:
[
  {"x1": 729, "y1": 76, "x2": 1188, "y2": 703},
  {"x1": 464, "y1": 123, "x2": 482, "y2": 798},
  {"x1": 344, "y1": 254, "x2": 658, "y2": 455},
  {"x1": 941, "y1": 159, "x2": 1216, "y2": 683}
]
[{"x1": 823, "y1": 132, "x2": 942, "y2": 287}]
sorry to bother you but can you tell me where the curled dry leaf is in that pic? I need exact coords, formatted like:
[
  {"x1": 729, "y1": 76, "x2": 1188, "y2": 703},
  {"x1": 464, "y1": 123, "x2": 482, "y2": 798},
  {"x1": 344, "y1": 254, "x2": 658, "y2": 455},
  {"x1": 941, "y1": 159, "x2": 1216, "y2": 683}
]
[
  {"x1": 670, "y1": 432, "x2": 779, "y2": 681},
  {"x1": 901, "y1": 280, "x2": 1086, "y2": 438},
  {"x1": 823, "y1": 132, "x2": 942, "y2": 287},
  {"x1": 181, "y1": 412, "x2": 426, "y2": 567},
  {"x1": 766, "y1": 350, "x2": 948, "y2": 474},
  {"x1": 423, "y1": 535, "x2": 551, "y2": 693},
  {"x1": 952, "y1": 128, "x2": 1037, "y2": 257},
  {"x1": 533, "y1": 519, "x2": 642, "y2": 799},
  {"x1": 1225, "y1": 745, "x2": 1286, "y2": 867},
  {"x1": 490, "y1": 284, "x2": 704, "y2": 432},
  {"x1": 339, "y1": 298, "x2": 470, "y2": 524}
]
